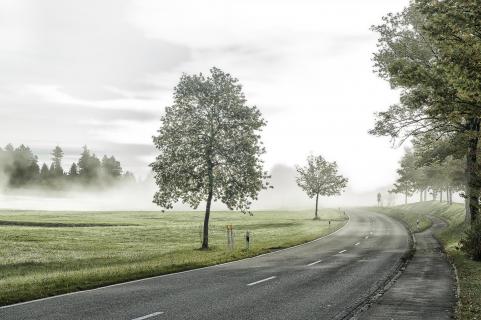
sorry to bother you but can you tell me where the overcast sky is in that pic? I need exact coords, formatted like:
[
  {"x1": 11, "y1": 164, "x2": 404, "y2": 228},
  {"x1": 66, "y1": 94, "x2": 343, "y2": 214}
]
[{"x1": 0, "y1": 0, "x2": 410, "y2": 192}]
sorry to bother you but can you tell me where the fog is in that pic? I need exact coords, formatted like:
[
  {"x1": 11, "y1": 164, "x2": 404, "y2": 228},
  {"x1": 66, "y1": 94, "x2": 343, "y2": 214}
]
[{"x1": 0, "y1": 164, "x2": 405, "y2": 212}]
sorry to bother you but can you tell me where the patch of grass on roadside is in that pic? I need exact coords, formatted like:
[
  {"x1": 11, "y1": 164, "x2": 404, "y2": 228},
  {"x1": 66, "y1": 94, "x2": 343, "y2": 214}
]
[
  {"x1": 371, "y1": 201, "x2": 481, "y2": 320},
  {"x1": 368, "y1": 205, "x2": 432, "y2": 233},
  {"x1": 0, "y1": 208, "x2": 347, "y2": 306}
]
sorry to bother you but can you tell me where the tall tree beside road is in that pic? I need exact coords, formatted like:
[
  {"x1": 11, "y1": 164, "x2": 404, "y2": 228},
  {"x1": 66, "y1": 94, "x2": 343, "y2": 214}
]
[
  {"x1": 151, "y1": 67, "x2": 270, "y2": 249},
  {"x1": 370, "y1": 2, "x2": 481, "y2": 260},
  {"x1": 296, "y1": 155, "x2": 348, "y2": 220}
]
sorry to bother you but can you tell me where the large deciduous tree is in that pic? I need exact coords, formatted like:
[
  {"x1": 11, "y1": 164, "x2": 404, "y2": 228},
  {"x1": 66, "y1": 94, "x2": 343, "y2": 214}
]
[
  {"x1": 370, "y1": 3, "x2": 481, "y2": 226},
  {"x1": 296, "y1": 155, "x2": 348, "y2": 220},
  {"x1": 151, "y1": 67, "x2": 269, "y2": 249}
]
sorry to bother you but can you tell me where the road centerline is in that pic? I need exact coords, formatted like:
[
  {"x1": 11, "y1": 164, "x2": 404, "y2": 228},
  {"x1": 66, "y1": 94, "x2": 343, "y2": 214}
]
[
  {"x1": 307, "y1": 260, "x2": 322, "y2": 266},
  {"x1": 247, "y1": 276, "x2": 276, "y2": 286},
  {"x1": 131, "y1": 311, "x2": 164, "y2": 320},
  {"x1": 354, "y1": 242, "x2": 360, "y2": 246},
  {"x1": 338, "y1": 250, "x2": 347, "y2": 254}
]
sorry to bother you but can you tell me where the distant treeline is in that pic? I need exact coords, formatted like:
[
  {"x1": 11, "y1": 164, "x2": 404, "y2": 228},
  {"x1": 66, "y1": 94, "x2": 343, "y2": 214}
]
[
  {"x1": 0, "y1": 144, "x2": 135, "y2": 189},
  {"x1": 391, "y1": 146, "x2": 465, "y2": 205}
]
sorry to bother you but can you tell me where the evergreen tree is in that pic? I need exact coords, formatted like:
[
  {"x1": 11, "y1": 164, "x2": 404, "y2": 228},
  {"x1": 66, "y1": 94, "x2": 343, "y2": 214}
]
[
  {"x1": 68, "y1": 162, "x2": 79, "y2": 177},
  {"x1": 101, "y1": 155, "x2": 122, "y2": 178},
  {"x1": 51, "y1": 146, "x2": 64, "y2": 177},
  {"x1": 78, "y1": 146, "x2": 100, "y2": 182},
  {"x1": 7, "y1": 145, "x2": 39, "y2": 187},
  {"x1": 40, "y1": 163, "x2": 50, "y2": 181}
]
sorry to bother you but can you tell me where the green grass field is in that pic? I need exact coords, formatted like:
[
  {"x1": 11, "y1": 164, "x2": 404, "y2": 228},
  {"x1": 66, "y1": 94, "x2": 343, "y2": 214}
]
[
  {"x1": 372, "y1": 201, "x2": 481, "y2": 320},
  {"x1": 0, "y1": 208, "x2": 347, "y2": 306}
]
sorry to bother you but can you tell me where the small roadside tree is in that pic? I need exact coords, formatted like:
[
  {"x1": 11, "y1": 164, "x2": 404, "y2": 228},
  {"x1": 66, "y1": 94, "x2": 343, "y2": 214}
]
[
  {"x1": 151, "y1": 67, "x2": 269, "y2": 250},
  {"x1": 296, "y1": 155, "x2": 348, "y2": 220}
]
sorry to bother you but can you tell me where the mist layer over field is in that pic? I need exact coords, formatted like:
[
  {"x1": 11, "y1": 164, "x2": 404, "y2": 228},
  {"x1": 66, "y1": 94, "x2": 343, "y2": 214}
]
[{"x1": 0, "y1": 164, "x2": 417, "y2": 211}]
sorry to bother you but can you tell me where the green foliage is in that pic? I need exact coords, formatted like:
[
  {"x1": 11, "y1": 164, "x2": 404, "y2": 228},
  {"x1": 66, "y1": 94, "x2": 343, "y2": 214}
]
[
  {"x1": 460, "y1": 222, "x2": 481, "y2": 261},
  {"x1": 296, "y1": 154, "x2": 348, "y2": 198},
  {"x1": 68, "y1": 162, "x2": 79, "y2": 177},
  {"x1": 78, "y1": 145, "x2": 101, "y2": 181},
  {"x1": 370, "y1": 1, "x2": 481, "y2": 224},
  {"x1": 152, "y1": 67, "x2": 269, "y2": 248},
  {"x1": 296, "y1": 154, "x2": 348, "y2": 218},
  {"x1": 101, "y1": 155, "x2": 122, "y2": 178},
  {"x1": 152, "y1": 67, "x2": 268, "y2": 214},
  {"x1": 50, "y1": 146, "x2": 64, "y2": 177},
  {"x1": 0, "y1": 144, "x2": 39, "y2": 187},
  {"x1": 0, "y1": 144, "x2": 130, "y2": 190}
]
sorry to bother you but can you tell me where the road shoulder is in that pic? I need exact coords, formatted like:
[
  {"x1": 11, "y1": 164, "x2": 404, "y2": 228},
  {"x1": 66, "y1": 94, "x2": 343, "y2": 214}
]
[{"x1": 356, "y1": 215, "x2": 457, "y2": 320}]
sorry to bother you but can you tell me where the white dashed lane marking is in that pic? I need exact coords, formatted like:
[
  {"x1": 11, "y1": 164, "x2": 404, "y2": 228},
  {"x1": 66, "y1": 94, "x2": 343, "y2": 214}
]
[
  {"x1": 247, "y1": 276, "x2": 276, "y2": 286},
  {"x1": 131, "y1": 311, "x2": 164, "y2": 320},
  {"x1": 307, "y1": 260, "x2": 322, "y2": 266}
]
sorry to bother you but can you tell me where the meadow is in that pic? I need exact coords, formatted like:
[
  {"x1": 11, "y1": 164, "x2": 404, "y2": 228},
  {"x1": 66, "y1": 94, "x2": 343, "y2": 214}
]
[
  {"x1": 0, "y1": 208, "x2": 346, "y2": 306},
  {"x1": 373, "y1": 201, "x2": 481, "y2": 320}
]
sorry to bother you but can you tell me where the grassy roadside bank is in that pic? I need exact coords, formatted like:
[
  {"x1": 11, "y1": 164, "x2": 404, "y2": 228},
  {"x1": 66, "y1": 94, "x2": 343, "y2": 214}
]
[
  {"x1": 0, "y1": 209, "x2": 347, "y2": 306},
  {"x1": 371, "y1": 201, "x2": 481, "y2": 320}
]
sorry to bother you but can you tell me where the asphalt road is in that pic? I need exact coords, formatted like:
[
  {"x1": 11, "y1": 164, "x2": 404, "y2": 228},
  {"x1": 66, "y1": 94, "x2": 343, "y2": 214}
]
[
  {"x1": 0, "y1": 209, "x2": 409, "y2": 320},
  {"x1": 358, "y1": 215, "x2": 457, "y2": 319}
]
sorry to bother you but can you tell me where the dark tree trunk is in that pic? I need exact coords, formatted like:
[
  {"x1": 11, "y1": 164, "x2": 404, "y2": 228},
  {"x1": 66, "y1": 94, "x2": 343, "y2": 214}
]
[
  {"x1": 465, "y1": 118, "x2": 480, "y2": 226},
  {"x1": 314, "y1": 193, "x2": 319, "y2": 219},
  {"x1": 202, "y1": 163, "x2": 214, "y2": 249}
]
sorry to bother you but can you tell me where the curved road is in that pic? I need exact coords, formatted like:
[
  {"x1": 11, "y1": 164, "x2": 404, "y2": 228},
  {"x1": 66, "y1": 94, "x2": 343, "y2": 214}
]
[{"x1": 0, "y1": 209, "x2": 409, "y2": 320}]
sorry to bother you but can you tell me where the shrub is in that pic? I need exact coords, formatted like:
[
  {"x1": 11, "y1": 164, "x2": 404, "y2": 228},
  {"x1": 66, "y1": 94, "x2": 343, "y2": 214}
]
[{"x1": 459, "y1": 221, "x2": 481, "y2": 261}]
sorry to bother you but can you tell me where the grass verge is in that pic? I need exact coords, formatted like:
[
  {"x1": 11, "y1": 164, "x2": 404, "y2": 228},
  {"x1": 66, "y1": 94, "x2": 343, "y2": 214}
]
[
  {"x1": 371, "y1": 201, "x2": 481, "y2": 320},
  {"x1": 0, "y1": 208, "x2": 347, "y2": 306}
]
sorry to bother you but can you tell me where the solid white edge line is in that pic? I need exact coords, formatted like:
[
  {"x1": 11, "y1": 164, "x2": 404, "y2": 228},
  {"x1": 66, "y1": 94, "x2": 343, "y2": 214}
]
[
  {"x1": 338, "y1": 250, "x2": 347, "y2": 254},
  {"x1": 1, "y1": 215, "x2": 352, "y2": 310},
  {"x1": 132, "y1": 311, "x2": 164, "y2": 320},
  {"x1": 247, "y1": 276, "x2": 276, "y2": 286}
]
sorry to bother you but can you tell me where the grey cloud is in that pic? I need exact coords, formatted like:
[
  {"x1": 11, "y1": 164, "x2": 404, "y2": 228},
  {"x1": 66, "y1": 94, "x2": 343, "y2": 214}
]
[{"x1": 0, "y1": 0, "x2": 191, "y2": 99}]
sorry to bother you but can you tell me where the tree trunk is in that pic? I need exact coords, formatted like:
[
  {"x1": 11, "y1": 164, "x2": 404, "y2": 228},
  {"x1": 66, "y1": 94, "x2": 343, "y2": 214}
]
[
  {"x1": 424, "y1": 189, "x2": 427, "y2": 202},
  {"x1": 465, "y1": 117, "x2": 481, "y2": 226},
  {"x1": 405, "y1": 192, "x2": 408, "y2": 205},
  {"x1": 314, "y1": 193, "x2": 319, "y2": 219},
  {"x1": 440, "y1": 189, "x2": 443, "y2": 203},
  {"x1": 419, "y1": 189, "x2": 423, "y2": 202},
  {"x1": 465, "y1": 197, "x2": 471, "y2": 226},
  {"x1": 202, "y1": 163, "x2": 214, "y2": 250}
]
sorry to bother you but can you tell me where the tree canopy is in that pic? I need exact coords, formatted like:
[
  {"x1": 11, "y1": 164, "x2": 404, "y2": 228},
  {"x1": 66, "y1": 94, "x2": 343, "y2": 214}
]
[
  {"x1": 0, "y1": 144, "x2": 133, "y2": 190},
  {"x1": 296, "y1": 155, "x2": 348, "y2": 219},
  {"x1": 370, "y1": 1, "x2": 481, "y2": 225},
  {"x1": 151, "y1": 67, "x2": 269, "y2": 249}
]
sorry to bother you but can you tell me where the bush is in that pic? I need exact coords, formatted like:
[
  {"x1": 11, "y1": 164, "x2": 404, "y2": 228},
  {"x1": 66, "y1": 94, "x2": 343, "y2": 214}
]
[{"x1": 459, "y1": 221, "x2": 481, "y2": 261}]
